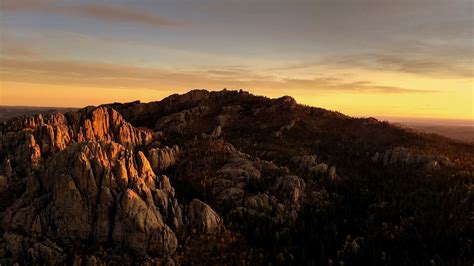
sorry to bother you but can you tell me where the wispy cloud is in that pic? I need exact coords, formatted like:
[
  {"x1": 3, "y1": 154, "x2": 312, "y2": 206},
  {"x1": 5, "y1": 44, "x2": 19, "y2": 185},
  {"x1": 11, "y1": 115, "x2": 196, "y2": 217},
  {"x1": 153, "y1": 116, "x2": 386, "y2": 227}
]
[
  {"x1": 277, "y1": 78, "x2": 434, "y2": 94},
  {"x1": 273, "y1": 38, "x2": 474, "y2": 79},
  {"x1": 0, "y1": 0, "x2": 53, "y2": 10},
  {"x1": 1, "y1": 0, "x2": 181, "y2": 27},
  {"x1": 0, "y1": 57, "x2": 434, "y2": 94},
  {"x1": 332, "y1": 53, "x2": 473, "y2": 79},
  {"x1": 53, "y1": 4, "x2": 181, "y2": 27},
  {"x1": 0, "y1": 38, "x2": 37, "y2": 57}
]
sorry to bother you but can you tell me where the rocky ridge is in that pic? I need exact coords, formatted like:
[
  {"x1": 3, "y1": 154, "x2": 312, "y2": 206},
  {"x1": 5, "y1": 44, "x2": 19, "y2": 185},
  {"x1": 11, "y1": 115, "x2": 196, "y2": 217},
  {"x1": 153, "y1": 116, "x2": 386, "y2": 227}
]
[{"x1": 0, "y1": 89, "x2": 472, "y2": 265}]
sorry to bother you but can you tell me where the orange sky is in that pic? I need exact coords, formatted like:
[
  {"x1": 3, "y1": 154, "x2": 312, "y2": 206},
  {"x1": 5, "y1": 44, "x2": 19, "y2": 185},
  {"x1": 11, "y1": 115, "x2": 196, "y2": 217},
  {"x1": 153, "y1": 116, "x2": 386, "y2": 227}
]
[{"x1": 0, "y1": 0, "x2": 473, "y2": 121}]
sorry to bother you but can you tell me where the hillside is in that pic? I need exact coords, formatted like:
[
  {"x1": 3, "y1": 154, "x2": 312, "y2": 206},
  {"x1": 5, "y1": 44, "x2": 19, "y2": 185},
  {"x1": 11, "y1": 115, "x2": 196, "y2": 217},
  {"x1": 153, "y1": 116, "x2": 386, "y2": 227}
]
[{"x1": 0, "y1": 89, "x2": 472, "y2": 265}]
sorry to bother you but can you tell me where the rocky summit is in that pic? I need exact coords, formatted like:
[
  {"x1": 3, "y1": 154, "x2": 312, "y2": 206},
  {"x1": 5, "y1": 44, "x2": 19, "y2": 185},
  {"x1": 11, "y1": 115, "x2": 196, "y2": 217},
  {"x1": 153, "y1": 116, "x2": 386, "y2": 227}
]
[{"x1": 0, "y1": 89, "x2": 472, "y2": 265}]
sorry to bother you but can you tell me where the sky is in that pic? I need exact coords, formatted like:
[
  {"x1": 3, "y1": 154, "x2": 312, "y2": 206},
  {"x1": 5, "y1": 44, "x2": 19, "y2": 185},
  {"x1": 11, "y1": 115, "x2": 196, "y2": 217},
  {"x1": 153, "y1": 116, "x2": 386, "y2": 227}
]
[{"x1": 0, "y1": 0, "x2": 473, "y2": 120}]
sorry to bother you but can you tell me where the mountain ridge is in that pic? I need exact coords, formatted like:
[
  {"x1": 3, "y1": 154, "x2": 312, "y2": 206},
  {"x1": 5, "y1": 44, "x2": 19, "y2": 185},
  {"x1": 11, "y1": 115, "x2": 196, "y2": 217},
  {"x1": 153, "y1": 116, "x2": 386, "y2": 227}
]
[{"x1": 0, "y1": 89, "x2": 472, "y2": 265}]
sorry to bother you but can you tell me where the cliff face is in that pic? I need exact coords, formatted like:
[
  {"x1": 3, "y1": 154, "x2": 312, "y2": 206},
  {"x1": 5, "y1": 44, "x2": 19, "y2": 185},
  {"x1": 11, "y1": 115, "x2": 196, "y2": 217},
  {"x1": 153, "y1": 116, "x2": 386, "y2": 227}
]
[
  {"x1": 0, "y1": 107, "x2": 151, "y2": 174},
  {"x1": 5, "y1": 142, "x2": 179, "y2": 259},
  {"x1": 0, "y1": 90, "x2": 472, "y2": 265}
]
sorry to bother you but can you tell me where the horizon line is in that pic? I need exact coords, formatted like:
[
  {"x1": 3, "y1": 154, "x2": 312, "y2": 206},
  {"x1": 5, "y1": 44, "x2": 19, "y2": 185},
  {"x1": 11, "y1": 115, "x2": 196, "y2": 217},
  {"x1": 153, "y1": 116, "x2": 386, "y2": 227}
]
[{"x1": 1, "y1": 103, "x2": 472, "y2": 125}]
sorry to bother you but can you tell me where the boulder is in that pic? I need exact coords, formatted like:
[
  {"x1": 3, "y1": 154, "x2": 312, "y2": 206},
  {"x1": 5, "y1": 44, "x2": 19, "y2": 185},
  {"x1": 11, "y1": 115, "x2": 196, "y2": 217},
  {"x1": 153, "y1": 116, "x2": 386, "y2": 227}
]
[
  {"x1": 210, "y1": 125, "x2": 222, "y2": 138},
  {"x1": 186, "y1": 199, "x2": 224, "y2": 234},
  {"x1": 113, "y1": 189, "x2": 177, "y2": 256}
]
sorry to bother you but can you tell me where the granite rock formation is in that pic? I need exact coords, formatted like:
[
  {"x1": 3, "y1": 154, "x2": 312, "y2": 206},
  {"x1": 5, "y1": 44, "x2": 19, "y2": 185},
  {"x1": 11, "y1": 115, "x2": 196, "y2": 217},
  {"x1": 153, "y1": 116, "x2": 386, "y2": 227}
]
[{"x1": 0, "y1": 89, "x2": 471, "y2": 265}]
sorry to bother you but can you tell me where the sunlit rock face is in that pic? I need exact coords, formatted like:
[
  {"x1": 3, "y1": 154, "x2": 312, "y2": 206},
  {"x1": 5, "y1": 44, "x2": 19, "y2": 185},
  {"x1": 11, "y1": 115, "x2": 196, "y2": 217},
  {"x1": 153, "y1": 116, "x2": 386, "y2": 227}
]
[{"x1": 0, "y1": 107, "x2": 152, "y2": 178}]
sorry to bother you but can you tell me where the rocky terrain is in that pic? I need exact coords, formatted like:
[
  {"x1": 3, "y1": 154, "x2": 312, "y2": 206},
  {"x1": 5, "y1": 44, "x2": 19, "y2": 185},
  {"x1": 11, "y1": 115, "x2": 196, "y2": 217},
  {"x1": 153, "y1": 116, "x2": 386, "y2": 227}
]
[
  {"x1": 0, "y1": 106, "x2": 77, "y2": 123},
  {"x1": 0, "y1": 89, "x2": 472, "y2": 265}
]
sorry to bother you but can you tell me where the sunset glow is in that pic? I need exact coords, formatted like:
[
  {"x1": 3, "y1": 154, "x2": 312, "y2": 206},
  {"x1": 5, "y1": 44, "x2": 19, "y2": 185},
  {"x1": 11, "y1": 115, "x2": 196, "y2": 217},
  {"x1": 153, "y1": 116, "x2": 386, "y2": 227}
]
[{"x1": 1, "y1": 0, "x2": 473, "y2": 120}]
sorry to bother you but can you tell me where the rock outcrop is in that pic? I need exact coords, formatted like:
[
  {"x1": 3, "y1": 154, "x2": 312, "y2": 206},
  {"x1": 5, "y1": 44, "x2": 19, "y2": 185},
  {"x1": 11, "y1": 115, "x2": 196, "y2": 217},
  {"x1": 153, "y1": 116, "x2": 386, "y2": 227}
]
[
  {"x1": 148, "y1": 146, "x2": 180, "y2": 173},
  {"x1": 0, "y1": 159, "x2": 12, "y2": 191},
  {"x1": 291, "y1": 155, "x2": 339, "y2": 183},
  {"x1": 0, "y1": 175, "x2": 7, "y2": 192},
  {"x1": 0, "y1": 107, "x2": 152, "y2": 178},
  {"x1": 177, "y1": 140, "x2": 309, "y2": 232},
  {"x1": 4, "y1": 141, "x2": 179, "y2": 263},
  {"x1": 186, "y1": 199, "x2": 224, "y2": 234},
  {"x1": 1, "y1": 89, "x2": 471, "y2": 265},
  {"x1": 210, "y1": 125, "x2": 222, "y2": 138},
  {"x1": 372, "y1": 147, "x2": 452, "y2": 171},
  {"x1": 271, "y1": 175, "x2": 306, "y2": 204},
  {"x1": 2, "y1": 159, "x2": 12, "y2": 179},
  {"x1": 211, "y1": 152, "x2": 261, "y2": 206},
  {"x1": 155, "y1": 106, "x2": 209, "y2": 134},
  {"x1": 275, "y1": 119, "x2": 297, "y2": 137}
]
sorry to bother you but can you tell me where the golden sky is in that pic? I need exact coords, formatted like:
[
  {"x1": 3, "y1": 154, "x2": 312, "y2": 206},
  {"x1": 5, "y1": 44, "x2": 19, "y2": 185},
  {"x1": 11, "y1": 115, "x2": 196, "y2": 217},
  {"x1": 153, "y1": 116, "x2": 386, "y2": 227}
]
[{"x1": 0, "y1": 0, "x2": 473, "y2": 121}]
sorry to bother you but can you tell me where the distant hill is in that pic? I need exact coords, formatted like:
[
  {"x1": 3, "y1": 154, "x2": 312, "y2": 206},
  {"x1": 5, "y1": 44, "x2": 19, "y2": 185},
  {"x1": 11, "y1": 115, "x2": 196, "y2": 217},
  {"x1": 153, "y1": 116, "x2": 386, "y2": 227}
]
[
  {"x1": 375, "y1": 117, "x2": 473, "y2": 143},
  {"x1": 0, "y1": 90, "x2": 472, "y2": 265},
  {"x1": 0, "y1": 106, "x2": 77, "y2": 122},
  {"x1": 398, "y1": 123, "x2": 474, "y2": 143}
]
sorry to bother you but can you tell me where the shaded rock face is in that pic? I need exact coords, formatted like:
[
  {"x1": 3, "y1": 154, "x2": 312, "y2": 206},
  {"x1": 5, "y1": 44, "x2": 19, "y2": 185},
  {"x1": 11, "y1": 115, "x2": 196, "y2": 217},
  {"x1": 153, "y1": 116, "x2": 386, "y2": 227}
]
[
  {"x1": 4, "y1": 232, "x2": 67, "y2": 265},
  {"x1": 372, "y1": 147, "x2": 452, "y2": 170},
  {"x1": 0, "y1": 175, "x2": 7, "y2": 192},
  {"x1": 186, "y1": 199, "x2": 224, "y2": 234},
  {"x1": 4, "y1": 142, "x2": 179, "y2": 262},
  {"x1": 271, "y1": 175, "x2": 306, "y2": 204},
  {"x1": 153, "y1": 175, "x2": 184, "y2": 231},
  {"x1": 0, "y1": 159, "x2": 12, "y2": 191},
  {"x1": 163, "y1": 90, "x2": 211, "y2": 109},
  {"x1": 155, "y1": 106, "x2": 209, "y2": 134},
  {"x1": 0, "y1": 131, "x2": 42, "y2": 173},
  {"x1": 2, "y1": 159, "x2": 12, "y2": 179},
  {"x1": 273, "y1": 96, "x2": 297, "y2": 111},
  {"x1": 275, "y1": 119, "x2": 297, "y2": 137},
  {"x1": 148, "y1": 146, "x2": 180, "y2": 173},
  {"x1": 291, "y1": 155, "x2": 340, "y2": 183},
  {"x1": 212, "y1": 152, "x2": 262, "y2": 206},
  {"x1": 177, "y1": 140, "x2": 307, "y2": 229},
  {"x1": 210, "y1": 125, "x2": 222, "y2": 138},
  {"x1": 292, "y1": 155, "x2": 327, "y2": 175}
]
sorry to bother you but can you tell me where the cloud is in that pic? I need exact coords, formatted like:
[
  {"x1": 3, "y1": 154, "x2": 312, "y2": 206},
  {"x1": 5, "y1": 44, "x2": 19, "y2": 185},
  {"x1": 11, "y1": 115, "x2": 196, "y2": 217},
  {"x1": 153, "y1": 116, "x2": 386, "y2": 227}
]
[
  {"x1": 0, "y1": 0, "x2": 54, "y2": 10},
  {"x1": 52, "y1": 4, "x2": 181, "y2": 27},
  {"x1": 1, "y1": 0, "x2": 180, "y2": 27},
  {"x1": 277, "y1": 78, "x2": 434, "y2": 94},
  {"x1": 332, "y1": 53, "x2": 473, "y2": 79},
  {"x1": 275, "y1": 41, "x2": 474, "y2": 79},
  {"x1": 0, "y1": 38, "x2": 37, "y2": 57},
  {"x1": 0, "y1": 57, "x2": 434, "y2": 94},
  {"x1": 275, "y1": 54, "x2": 473, "y2": 79}
]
